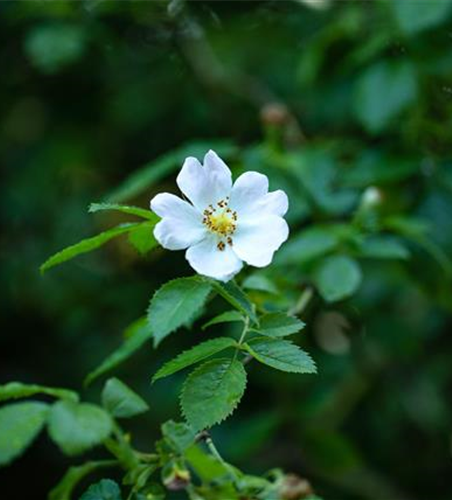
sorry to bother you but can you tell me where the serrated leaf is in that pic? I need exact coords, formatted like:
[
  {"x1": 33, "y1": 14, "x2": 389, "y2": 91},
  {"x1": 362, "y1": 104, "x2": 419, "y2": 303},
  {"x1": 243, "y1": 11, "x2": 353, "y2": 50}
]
[
  {"x1": 48, "y1": 460, "x2": 117, "y2": 500},
  {"x1": 40, "y1": 223, "x2": 140, "y2": 273},
  {"x1": 89, "y1": 203, "x2": 157, "y2": 221},
  {"x1": 0, "y1": 382, "x2": 79, "y2": 403},
  {"x1": 153, "y1": 337, "x2": 237, "y2": 382},
  {"x1": 105, "y1": 140, "x2": 236, "y2": 203},
  {"x1": 202, "y1": 310, "x2": 244, "y2": 330},
  {"x1": 314, "y1": 255, "x2": 362, "y2": 302},
  {"x1": 180, "y1": 358, "x2": 247, "y2": 431},
  {"x1": 209, "y1": 279, "x2": 257, "y2": 324},
  {"x1": 79, "y1": 479, "x2": 122, "y2": 500},
  {"x1": 245, "y1": 338, "x2": 316, "y2": 374},
  {"x1": 48, "y1": 401, "x2": 113, "y2": 456},
  {"x1": 101, "y1": 378, "x2": 148, "y2": 418},
  {"x1": 85, "y1": 318, "x2": 151, "y2": 386},
  {"x1": 148, "y1": 277, "x2": 212, "y2": 347},
  {"x1": 256, "y1": 312, "x2": 305, "y2": 338},
  {"x1": 161, "y1": 420, "x2": 196, "y2": 454},
  {"x1": 127, "y1": 222, "x2": 158, "y2": 255},
  {"x1": 0, "y1": 401, "x2": 49, "y2": 466}
]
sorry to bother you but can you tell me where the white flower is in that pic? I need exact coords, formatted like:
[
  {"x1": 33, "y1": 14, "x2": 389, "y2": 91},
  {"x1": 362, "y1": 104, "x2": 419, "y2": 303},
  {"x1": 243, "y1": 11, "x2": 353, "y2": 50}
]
[{"x1": 150, "y1": 150, "x2": 289, "y2": 282}]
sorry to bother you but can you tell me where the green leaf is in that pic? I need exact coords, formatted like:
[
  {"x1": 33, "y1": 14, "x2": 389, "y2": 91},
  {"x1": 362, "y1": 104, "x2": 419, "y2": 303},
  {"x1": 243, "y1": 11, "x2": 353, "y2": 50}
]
[
  {"x1": 391, "y1": 0, "x2": 452, "y2": 35},
  {"x1": 153, "y1": 337, "x2": 237, "y2": 382},
  {"x1": 353, "y1": 61, "x2": 417, "y2": 134},
  {"x1": 24, "y1": 24, "x2": 87, "y2": 74},
  {"x1": 185, "y1": 445, "x2": 235, "y2": 483},
  {"x1": 0, "y1": 382, "x2": 79, "y2": 403},
  {"x1": 358, "y1": 236, "x2": 410, "y2": 260},
  {"x1": 48, "y1": 461, "x2": 117, "y2": 500},
  {"x1": 180, "y1": 358, "x2": 247, "y2": 431},
  {"x1": 0, "y1": 401, "x2": 49, "y2": 466},
  {"x1": 275, "y1": 226, "x2": 339, "y2": 265},
  {"x1": 209, "y1": 279, "x2": 257, "y2": 324},
  {"x1": 89, "y1": 203, "x2": 157, "y2": 221},
  {"x1": 242, "y1": 274, "x2": 279, "y2": 294},
  {"x1": 79, "y1": 479, "x2": 122, "y2": 500},
  {"x1": 148, "y1": 277, "x2": 212, "y2": 347},
  {"x1": 105, "y1": 140, "x2": 236, "y2": 203},
  {"x1": 314, "y1": 255, "x2": 362, "y2": 302},
  {"x1": 244, "y1": 338, "x2": 316, "y2": 374},
  {"x1": 101, "y1": 378, "x2": 149, "y2": 418},
  {"x1": 127, "y1": 222, "x2": 158, "y2": 255},
  {"x1": 161, "y1": 420, "x2": 196, "y2": 454},
  {"x1": 85, "y1": 318, "x2": 151, "y2": 386},
  {"x1": 256, "y1": 312, "x2": 305, "y2": 338},
  {"x1": 40, "y1": 223, "x2": 140, "y2": 273},
  {"x1": 48, "y1": 401, "x2": 113, "y2": 456},
  {"x1": 202, "y1": 310, "x2": 244, "y2": 330}
]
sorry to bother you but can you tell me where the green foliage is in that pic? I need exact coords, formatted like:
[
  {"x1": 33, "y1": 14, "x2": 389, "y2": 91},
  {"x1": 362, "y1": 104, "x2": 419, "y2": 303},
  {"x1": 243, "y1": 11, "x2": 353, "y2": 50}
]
[
  {"x1": 180, "y1": 358, "x2": 247, "y2": 431},
  {"x1": 353, "y1": 61, "x2": 417, "y2": 134},
  {"x1": 127, "y1": 222, "x2": 158, "y2": 255},
  {"x1": 147, "y1": 277, "x2": 212, "y2": 347},
  {"x1": 256, "y1": 313, "x2": 305, "y2": 338},
  {"x1": 358, "y1": 236, "x2": 410, "y2": 260},
  {"x1": 40, "y1": 224, "x2": 140, "y2": 273},
  {"x1": 0, "y1": 402, "x2": 49, "y2": 466},
  {"x1": 101, "y1": 378, "x2": 148, "y2": 419},
  {"x1": 161, "y1": 420, "x2": 196, "y2": 454},
  {"x1": 314, "y1": 255, "x2": 363, "y2": 302},
  {"x1": 0, "y1": 382, "x2": 79, "y2": 403},
  {"x1": 24, "y1": 24, "x2": 87, "y2": 74},
  {"x1": 202, "y1": 310, "x2": 244, "y2": 330},
  {"x1": 49, "y1": 461, "x2": 117, "y2": 500},
  {"x1": 48, "y1": 401, "x2": 112, "y2": 456},
  {"x1": 244, "y1": 338, "x2": 316, "y2": 374},
  {"x1": 390, "y1": 0, "x2": 452, "y2": 35},
  {"x1": 85, "y1": 318, "x2": 151, "y2": 386},
  {"x1": 79, "y1": 479, "x2": 122, "y2": 500},
  {"x1": 89, "y1": 203, "x2": 157, "y2": 221},
  {"x1": 209, "y1": 279, "x2": 258, "y2": 324},
  {"x1": 153, "y1": 337, "x2": 237, "y2": 382}
]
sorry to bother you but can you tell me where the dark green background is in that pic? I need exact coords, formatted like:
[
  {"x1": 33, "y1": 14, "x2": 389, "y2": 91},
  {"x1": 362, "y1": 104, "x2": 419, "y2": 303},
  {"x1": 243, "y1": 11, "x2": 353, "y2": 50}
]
[{"x1": 1, "y1": 1, "x2": 452, "y2": 499}]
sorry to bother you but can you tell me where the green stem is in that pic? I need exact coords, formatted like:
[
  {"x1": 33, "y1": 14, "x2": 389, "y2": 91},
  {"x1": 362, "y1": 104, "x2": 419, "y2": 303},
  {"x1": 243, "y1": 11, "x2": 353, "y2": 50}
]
[
  {"x1": 289, "y1": 287, "x2": 313, "y2": 316},
  {"x1": 233, "y1": 316, "x2": 250, "y2": 361},
  {"x1": 205, "y1": 434, "x2": 239, "y2": 483}
]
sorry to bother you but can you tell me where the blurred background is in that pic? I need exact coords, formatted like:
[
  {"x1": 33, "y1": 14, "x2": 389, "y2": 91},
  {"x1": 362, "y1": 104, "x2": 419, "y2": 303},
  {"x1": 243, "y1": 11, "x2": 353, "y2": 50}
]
[{"x1": 1, "y1": 1, "x2": 452, "y2": 499}]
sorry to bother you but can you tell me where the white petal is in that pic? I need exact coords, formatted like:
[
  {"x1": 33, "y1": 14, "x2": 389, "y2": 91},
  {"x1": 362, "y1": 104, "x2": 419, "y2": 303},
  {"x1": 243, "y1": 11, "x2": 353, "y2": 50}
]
[
  {"x1": 229, "y1": 171, "x2": 269, "y2": 216},
  {"x1": 154, "y1": 219, "x2": 206, "y2": 251},
  {"x1": 260, "y1": 190, "x2": 289, "y2": 217},
  {"x1": 150, "y1": 193, "x2": 206, "y2": 250},
  {"x1": 150, "y1": 192, "x2": 199, "y2": 219},
  {"x1": 232, "y1": 215, "x2": 289, "y2": 267},
  {"x1": 176, "y1": 151, "x2": 232, "y2": 211},
  {"x1": 185, "y1": 235, "x2": 243, "y2": 281}
]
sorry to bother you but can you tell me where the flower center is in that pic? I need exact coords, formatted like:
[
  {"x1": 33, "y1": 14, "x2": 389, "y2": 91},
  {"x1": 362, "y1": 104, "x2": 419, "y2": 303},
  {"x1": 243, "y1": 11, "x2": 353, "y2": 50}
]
[{"x1": 202, "y1": 199, "x2": 238, "y2": 251}]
